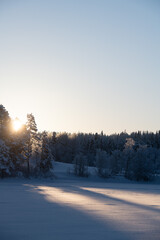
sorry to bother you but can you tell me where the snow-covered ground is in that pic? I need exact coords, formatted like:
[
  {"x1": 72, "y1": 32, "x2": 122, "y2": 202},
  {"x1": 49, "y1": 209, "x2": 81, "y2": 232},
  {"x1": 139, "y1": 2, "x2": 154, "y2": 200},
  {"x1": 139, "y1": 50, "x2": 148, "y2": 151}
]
[{"x1": 0, "y1": 162, "x2": 160, "y2": 240}]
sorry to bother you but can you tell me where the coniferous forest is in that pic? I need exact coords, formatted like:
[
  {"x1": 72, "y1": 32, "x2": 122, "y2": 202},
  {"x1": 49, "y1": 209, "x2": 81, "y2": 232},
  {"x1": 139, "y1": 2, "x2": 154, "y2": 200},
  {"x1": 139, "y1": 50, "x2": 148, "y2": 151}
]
[{"x1": 1, "y1": 104, "x2": 160, "y2": 181}]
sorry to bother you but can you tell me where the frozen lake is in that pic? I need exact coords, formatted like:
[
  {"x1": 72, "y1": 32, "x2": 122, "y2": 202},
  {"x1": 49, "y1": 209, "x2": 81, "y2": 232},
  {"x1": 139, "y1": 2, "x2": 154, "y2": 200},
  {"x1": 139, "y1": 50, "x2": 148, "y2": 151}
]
[{"x1": 0, "y1": 178, "x2": 160, "y2": 240}]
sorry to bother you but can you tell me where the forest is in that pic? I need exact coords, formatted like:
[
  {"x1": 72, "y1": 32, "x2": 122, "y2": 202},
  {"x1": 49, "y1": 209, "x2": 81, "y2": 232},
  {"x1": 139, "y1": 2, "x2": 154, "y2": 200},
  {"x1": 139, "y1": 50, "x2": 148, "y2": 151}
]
[{"x1": 0, "y1": 104, "x2": 160, "y2": 181}]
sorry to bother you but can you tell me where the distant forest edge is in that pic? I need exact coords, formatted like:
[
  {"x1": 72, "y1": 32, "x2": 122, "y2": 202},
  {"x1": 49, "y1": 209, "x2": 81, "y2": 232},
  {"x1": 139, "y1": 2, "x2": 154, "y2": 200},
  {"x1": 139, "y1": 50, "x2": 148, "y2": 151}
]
[{"x1": 0, "y1": 104, "x2": 160, "y2": 181}]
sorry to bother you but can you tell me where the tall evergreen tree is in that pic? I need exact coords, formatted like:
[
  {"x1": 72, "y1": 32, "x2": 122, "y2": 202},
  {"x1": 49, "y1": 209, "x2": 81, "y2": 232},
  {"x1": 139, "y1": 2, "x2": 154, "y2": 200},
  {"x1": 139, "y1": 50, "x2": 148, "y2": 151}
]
[
  {"x1": 0, "y1": 140, "x2": 13, "y2": 177},
  {"x1": 40, "y1": 131, "x2": 54, "y2": 176},
  {"x1": 24, "y1": 113, "x2": 38, "y2": 177},
  {"x1": 9, "y1": 128, "x2": 27, "y2": 176},
  {"x1": 124, "y1": 138, "x2": 135, "y2": 179},
  {"x1": 74, "y1": 152, "x2": 88, "y2": 177},
  {"x1": 95, "y1": 149, "x2": 111, "y2": 178},
  {"x1": 0, "y1": 104, "x2": 11, "y2": 141}
]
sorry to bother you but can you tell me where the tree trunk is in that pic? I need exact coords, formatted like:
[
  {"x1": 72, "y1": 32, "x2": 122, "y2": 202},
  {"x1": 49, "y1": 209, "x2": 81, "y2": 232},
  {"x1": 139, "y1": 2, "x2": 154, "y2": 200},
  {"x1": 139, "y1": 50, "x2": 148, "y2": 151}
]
[{"x1": 27, "y1": 157, "x2": 30, "y2": 177}]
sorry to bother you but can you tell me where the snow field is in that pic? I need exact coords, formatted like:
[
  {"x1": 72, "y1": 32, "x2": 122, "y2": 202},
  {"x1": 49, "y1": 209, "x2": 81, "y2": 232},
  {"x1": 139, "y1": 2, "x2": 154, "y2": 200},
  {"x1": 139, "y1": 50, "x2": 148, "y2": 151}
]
[{"x1": 0, "y1": 162, "x2": 160, "y2": 240}]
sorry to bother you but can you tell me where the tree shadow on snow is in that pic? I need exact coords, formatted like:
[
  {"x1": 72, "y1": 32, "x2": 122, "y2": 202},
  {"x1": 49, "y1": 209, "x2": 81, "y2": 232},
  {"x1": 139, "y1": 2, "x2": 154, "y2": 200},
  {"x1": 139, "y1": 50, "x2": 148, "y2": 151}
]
[
  {"x1": 20, "y1": 183, "x2": 141, "y2": 240},
  {"x1": 22, "y1": 182, "x2": 160, "y2": 240}
]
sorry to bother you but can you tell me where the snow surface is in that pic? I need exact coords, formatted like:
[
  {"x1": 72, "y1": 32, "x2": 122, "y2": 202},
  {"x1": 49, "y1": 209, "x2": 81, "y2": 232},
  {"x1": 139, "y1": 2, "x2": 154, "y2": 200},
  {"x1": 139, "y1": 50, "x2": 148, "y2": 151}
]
[{"x1": 0, "y1": 162, "x2": 160, "y2": 240}]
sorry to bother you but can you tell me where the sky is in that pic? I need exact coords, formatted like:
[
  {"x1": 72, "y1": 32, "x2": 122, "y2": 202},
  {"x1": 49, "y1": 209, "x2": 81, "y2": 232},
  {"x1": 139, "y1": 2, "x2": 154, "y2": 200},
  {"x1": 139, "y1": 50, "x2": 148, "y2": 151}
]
[{"x1": 0, "y1": 0, "x2": 160, "y2": 134}]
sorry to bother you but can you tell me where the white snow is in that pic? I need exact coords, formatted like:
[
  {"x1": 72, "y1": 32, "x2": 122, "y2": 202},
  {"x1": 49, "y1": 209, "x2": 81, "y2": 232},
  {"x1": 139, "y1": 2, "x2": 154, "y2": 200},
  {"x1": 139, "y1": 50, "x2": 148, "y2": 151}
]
[{"x1": 0, "y1": 162, "x2": 160, "y2": 240}]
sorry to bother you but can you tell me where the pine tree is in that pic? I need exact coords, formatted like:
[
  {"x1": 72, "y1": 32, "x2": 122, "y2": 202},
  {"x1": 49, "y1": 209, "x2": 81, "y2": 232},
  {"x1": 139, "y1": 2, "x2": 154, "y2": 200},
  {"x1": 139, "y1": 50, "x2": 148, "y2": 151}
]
[
  {"x1": 9, "y1": 128, "x2": 27, "y2": 176},
  {"x1": 40, "y1": 131, "x2": 54, "y2": 176},
  {"x1": 32, "y1": 132, "x2": 41, "y2": 175},
  {"x1": 24, "y1": 113, "x2": 38, "y2": 177}
]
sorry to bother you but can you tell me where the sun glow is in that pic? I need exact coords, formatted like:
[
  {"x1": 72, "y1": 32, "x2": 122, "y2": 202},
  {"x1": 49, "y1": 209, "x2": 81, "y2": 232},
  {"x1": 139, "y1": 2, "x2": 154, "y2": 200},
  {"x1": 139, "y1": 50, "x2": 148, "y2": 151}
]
[{"x1": 13, "y1": 118, "x2": 23, "y2": 131}]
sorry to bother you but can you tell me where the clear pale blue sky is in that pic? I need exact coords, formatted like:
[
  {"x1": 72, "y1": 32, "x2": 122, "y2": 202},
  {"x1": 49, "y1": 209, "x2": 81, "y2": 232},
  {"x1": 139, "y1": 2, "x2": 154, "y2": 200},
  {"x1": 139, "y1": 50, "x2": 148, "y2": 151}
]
[{"x1": 0, "y1": 0, "x2": 160, "y2": 134}]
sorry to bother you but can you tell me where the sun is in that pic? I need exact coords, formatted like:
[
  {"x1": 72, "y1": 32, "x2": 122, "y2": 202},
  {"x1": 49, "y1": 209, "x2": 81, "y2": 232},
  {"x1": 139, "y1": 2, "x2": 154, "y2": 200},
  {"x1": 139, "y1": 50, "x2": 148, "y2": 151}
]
[{"x1": 13, "y1": 118, "x2": 23, "y2": 131}]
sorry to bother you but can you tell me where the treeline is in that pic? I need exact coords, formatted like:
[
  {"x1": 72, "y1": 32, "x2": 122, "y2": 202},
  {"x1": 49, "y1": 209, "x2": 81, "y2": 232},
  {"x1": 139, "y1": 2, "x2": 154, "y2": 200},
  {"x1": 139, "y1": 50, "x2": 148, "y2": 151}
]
[
  {"x1": 0, "y1": 105, "x2": 54, "y2": 178},
  {"x1": 49, "y1": 131, "x2": 160, "y2": 180},
  {"x1": 1, "y1": 104, "x2": 160, "y2": 181}
]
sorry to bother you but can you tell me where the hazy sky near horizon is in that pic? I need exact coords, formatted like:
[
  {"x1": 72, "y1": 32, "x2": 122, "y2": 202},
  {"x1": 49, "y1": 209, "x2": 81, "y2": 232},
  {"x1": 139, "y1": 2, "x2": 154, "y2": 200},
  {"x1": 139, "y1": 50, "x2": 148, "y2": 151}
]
[{"x1": 0, "y1": 0, "x2": 160, "y2": 134}]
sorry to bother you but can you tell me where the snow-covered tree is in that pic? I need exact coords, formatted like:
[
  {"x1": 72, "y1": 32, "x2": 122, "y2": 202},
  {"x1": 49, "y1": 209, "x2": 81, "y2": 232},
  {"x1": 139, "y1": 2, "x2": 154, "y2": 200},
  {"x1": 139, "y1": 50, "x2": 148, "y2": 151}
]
[
  {"x1": 74, "y1": 153, "x2": 88, "y2": 177},
  {"x1": 95, "y1": 149, "x2": 111, "y2": 178},
  {"x1": 0, "y1": 140, "x2": 13, "y2": 177},
  {"x1": 24, "y1": 113, "x2": 39, "y2": 176},
  {"x1": 9, "y1": 129, "x2": 27, "y2": 176},
  {"x1": 39, "y1": 131, "x2": 54, "y2": 176},
  {"x1": 110, "y1": 150, "x2": 123, "y2": 175},
  {"x1": 124, "y1": 138, "x2": 135, "y2": 179},
  {"x1": 132, "y1": 146, "x2": 155, "y2": 181},
  {"x1": 0, "y1": 104, "x2": 11, "y2": 141}
]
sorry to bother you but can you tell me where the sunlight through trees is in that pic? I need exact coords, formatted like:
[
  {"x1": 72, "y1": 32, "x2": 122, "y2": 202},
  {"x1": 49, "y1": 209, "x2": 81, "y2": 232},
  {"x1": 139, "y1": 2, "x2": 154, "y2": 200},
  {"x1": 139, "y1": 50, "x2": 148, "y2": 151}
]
[{"x1": 0, "y1": 104, "x2": 160, "y2": 180}]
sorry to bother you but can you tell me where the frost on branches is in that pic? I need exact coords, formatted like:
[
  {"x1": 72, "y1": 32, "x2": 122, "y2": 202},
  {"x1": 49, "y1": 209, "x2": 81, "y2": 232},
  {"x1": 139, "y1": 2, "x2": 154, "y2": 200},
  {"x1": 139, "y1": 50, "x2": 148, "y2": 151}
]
[
  {"x1": 0, "y1": 140, "x2": 13, "y2": 177},
  {"x1": 39, "y1": 131, "x2": 54, "y2": 177}
]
